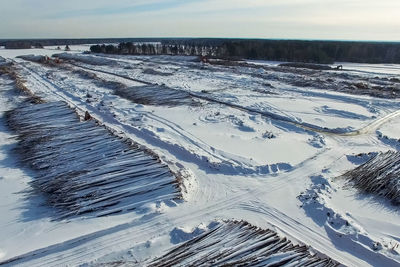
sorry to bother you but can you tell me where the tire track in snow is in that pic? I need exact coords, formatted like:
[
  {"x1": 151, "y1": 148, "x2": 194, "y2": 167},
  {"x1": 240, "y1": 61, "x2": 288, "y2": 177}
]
[
  {"x1": 68, "y1": 62, "x2": 400, "y2": 137},
  {"x1": 4, "y1": 61, "x2": 398, "y2": 266},
  {"x1": 17, "y1": 63, "x2": 234, "y2": 167},
  {"x1": 17, "y1": 62, "x2": 292, "y2": 175},
  {"x1": 1, "y1": 146, "x2": 369, "y2": 267}
]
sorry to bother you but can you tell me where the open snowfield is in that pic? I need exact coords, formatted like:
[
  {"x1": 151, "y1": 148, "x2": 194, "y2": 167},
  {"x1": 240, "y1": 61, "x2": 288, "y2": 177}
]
[{"x1": 0, "y1": 46, "x2": 399, "y2": 266}]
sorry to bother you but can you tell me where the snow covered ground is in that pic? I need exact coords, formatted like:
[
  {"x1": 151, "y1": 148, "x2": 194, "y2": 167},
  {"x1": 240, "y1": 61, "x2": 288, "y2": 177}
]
[{"x1": 0, "y1": 47, "x2": 399, "y2": 266}]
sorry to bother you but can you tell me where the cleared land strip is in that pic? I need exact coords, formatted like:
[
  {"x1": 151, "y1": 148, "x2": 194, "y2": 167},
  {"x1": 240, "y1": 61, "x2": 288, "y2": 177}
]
[
  {"x1": 3, "y1": 60, "x2": 400, "y2": 267},
  {"x1": 68, "y1": 62, "x2": 400, "y2": 136},
  {"x1": 17, "y1": 63, "x2": 252, "y2": 174}
]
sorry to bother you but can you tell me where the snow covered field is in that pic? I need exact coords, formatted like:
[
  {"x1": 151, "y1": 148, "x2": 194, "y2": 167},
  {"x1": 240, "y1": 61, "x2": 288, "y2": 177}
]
[{"x1": 0, "y1": 46, "x2": 399, "y2": 266}]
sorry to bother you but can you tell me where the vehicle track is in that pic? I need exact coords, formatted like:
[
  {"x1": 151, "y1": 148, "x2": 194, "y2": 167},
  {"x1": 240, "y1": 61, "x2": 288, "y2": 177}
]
[
  {"x1": 3, "y1": 60, "x2": 399, "y2": 266},
  {"x1": 1, "y1": 147, "x2": 376, "y2": 266},
  {"x1": 17, "y1": 62, "x2": 296, "y2": 175},
  {"x1": 68, "y1": 62, "x2": 400, "y2": 137},
  {"x1": 0, "y1": 133, "x2": 371, "y2": 266}
]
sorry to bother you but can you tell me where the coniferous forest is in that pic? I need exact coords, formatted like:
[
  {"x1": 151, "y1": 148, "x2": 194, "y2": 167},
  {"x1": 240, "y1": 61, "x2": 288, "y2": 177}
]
[
  {"x1": 90, "y1": 39, "x2": 400, "y2": 64},
  {"x1": 2, "y1": 38, "x2": 399, "y2": 64}
]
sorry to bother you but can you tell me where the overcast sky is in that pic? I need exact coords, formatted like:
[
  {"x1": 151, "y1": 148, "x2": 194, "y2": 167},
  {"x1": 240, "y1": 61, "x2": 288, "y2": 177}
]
[{"x1": 1, "y1": 0, "x2": 399, "y2": 41}]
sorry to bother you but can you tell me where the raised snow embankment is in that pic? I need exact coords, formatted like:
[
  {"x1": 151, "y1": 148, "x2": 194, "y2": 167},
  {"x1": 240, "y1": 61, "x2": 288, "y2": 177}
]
[{"x1": 6, "y1": 101, "x2": 182, "y2": 219}]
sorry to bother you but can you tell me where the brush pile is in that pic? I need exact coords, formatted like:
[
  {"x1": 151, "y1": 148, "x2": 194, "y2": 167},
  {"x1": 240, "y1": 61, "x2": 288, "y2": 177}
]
[
  {"x1": 149, "y1": 220, "x2": 338, "y2": 266},
  {"x1": 6, "y1": 101, "x2": 181, "y2": 219},
  {"x1": 72, "y1": 69, "x2": 194, "y2": 106},
  {"x1": 279, "y1": 62, "x2": 333, "y2": 70},
  {"x1": 342, "y1": 150, "x2": 400, "y2": 205},
  {"x1": 115, "y1": 85, "x2": 195, "y2": 106},
  {"x1": 53, "y1": 53, "x2": 117, "y2": 66},
  {"x1": 16, "y1": 55, "x2": 48, "y2": 63}
]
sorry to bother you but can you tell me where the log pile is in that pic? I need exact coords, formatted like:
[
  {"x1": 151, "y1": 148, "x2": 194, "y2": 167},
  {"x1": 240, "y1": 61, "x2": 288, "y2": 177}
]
[
  {"x1": 6, "y1": 101, "x2": 182, "y2": 219},
  {"x1": 342, "y1": 150, "x2": 400, "y2": 205},
  {"x1": 150, "y1": 220, "x2": 339, "y2": 266}
]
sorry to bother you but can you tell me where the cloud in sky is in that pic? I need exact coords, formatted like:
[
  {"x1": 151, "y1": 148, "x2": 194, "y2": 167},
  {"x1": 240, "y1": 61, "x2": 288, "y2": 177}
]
[{"x1": 0, "y1": 0, "x2": 399, "y2": 41}]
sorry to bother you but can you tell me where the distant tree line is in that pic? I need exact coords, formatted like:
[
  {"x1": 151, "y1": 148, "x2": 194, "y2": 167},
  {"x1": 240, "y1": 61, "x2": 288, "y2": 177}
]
[
  {"x1": 0, "y1": 38, "x2": 169, "y2": 47},
  {"x1": 2, "y1": 37, "x2": 398, "y2": 63},
  {"x1": 4, "y1": 41, "x2": 32, "y2": 49},
  {"x1": 218, "y1": 40, "x2": 400, "y2": 64},
  {"x1": 90, "y1": 39, "x2": 400, "y2": 64},
  {"x1": 90, "y1": 43, "x2": 219, "y2": 57}
]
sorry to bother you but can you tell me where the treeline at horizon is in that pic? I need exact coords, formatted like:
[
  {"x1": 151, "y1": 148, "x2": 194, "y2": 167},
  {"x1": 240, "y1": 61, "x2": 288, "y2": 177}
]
[{"x1": 90, "y1": 39, "x2": 400, "y2": 64}]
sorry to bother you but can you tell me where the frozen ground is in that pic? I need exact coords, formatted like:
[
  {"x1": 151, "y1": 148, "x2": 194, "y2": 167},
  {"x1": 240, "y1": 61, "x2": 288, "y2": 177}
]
[{"x1": 0, "y1": 47, "x2": 399, "y2": 266}]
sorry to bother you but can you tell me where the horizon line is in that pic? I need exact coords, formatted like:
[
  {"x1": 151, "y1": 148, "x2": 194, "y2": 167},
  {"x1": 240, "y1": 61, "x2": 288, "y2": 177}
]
[{"x1": 1, "y1": 37, "x2": 400, "y2": 43}]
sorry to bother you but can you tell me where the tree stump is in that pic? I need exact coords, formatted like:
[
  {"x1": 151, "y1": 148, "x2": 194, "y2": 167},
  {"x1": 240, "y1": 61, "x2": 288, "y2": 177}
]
[{"x1": 84, "y1": 111, "x2": 91, "y2": 121}]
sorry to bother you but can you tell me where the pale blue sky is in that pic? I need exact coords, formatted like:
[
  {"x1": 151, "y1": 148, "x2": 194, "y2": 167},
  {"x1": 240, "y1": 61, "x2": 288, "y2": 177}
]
[{"x1": 1, "y1": 0, "x2": 399, "y2": 41}]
